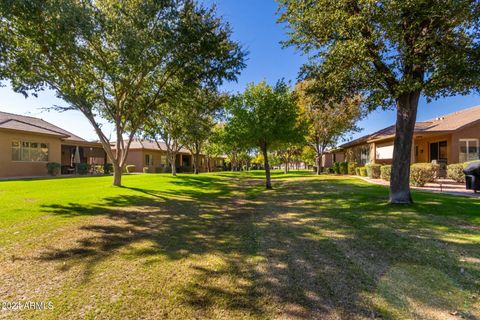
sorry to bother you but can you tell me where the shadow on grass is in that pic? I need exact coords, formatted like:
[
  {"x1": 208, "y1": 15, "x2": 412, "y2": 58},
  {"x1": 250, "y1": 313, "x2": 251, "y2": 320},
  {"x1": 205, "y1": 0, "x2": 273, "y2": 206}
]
[{"x1": 38, "y1": 175, "x2": 480, "y2": 318}]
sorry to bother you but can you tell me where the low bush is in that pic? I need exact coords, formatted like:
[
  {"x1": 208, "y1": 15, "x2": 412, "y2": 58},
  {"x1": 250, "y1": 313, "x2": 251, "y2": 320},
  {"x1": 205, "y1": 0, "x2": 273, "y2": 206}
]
[
  {"x1": 46, "y1": 162, "x2": 61, "y2": 176},
  {"x1": 359, "y1": 167, "x2": 367, "y2": 177},
  {"x1": 103, "y1": 163, "x2": 113, "y2": 175},
  {"x1": 76, "y1": 163, "x2": 90, "y2": 175},
  {"x1": 125, "y1": 165, "x2": 136, "y2": 173},
  {"x1": 348, "y1": 162, "x2": 357, "y2": 175},
  {"x1": 93, "y1": 165, "x2": 104, "y2": 174},
  {"x1": 339, "y1": 162, "x2": 348, "y2": 175},
  {"x1": 380, "y1": 165, "x2": 391, "y2": 181},
  {"x1": 410, "y1": 163, "x2": 439, "y2": 187},
  {"x1": 447, "y1": 163, "x2": 465, "y2": 183},
  {"x1": 323, "y1": 167, "x2": 333, "y2": 174},
  {"x1": 332, "y1": 162, "x2": 340, "y2": 174},
  {"x1": 143, "y1": 167, "x2": 150, "y2": 174},
  {"x1": 366, "y1": 163, "x2": 381, "y2": 179}
]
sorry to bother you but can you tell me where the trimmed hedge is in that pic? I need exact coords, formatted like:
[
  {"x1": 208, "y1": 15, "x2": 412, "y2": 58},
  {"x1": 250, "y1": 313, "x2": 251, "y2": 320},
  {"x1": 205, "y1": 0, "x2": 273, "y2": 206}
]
[
  {"x1": 366, "y1": 163, "x2": 381, "y2": 179},
  {"x1": 348, "y1": 162, "x2": 357, "y2": 175},
  {"x1": 333, "y1": 162, "x2": 340, "y2": 174},
  {"x1": 125, "y1": 165, "x2": 136, "y2": 173},
  {"x1": 46, "y1": 162, "x2": 61, "y2": 176},
  {"x1": 447, "y1": 163, "x2": 465, "y2": 182},
  {"x1": 103, "y1": 163, "x2": 113, "y2": 175},
  {"x1": 76, "y1": 163, "x2": 90, "y2": 175},
  {"x1": 339, "y1": 162, "x2": 348, "y2": 174},
  {"x1": 410, "y1": 163, "x2": 439, "y2": 187},
  {"x1": 359, "y1": 167, "x2": 367, "y2": 177},
  {"x1": 380, "y1": 165, "x2": 391, "y2": 181}
]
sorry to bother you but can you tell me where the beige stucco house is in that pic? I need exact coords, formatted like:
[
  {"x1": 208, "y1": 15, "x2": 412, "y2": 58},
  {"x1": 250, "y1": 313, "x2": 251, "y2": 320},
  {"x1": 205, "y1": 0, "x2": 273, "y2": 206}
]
[
  {"x1": 0, "y1": 111, "x2": 106, "y2": 177},
  {"x1": 122, "y1": 139, "x2": 226, "y2": 173},
  {"x1": 323, "y1": 105, "x2": 480, "y2": 167}
]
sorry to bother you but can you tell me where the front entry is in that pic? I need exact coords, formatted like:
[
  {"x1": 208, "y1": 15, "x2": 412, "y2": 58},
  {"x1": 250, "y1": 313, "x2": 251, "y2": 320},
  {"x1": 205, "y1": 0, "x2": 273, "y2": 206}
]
[{"x1": 429, "y1": 141, "x2": 448, "y2": 162}]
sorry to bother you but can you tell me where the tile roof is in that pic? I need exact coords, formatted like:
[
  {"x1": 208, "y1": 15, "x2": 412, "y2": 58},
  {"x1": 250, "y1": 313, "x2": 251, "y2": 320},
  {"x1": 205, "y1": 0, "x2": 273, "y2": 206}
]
[
  {"x1": 0, "y1": 111, "x2": 88, "y2": 142},
  {"x1": 340, "y1": 105, "x2": 480, "y2": 148},
  {"x1": 127, "y1": 139, "x2": 190, "y2": 153}
]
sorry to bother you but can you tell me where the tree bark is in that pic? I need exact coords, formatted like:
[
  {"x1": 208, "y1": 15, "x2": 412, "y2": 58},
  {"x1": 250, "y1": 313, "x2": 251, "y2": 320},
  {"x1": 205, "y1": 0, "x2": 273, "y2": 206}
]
[
  {"x1": 261, "y1": 144, "x2": 272, "y2": 189},
  {"x1": 194, "y1": 152, "x2": 200, "y2": 174},
  {"x1": 315, "y1": 154, "x2": 322, "y2": 175},
  {"x1": 113, "y1": 162, "x2": 122, "y2": 186},
  {"x1": 389, "y1": 91, "x2": 420, "y2": 204},
  {"x1": 170, "y1": 152, "x2": 177, "y2": 176}
]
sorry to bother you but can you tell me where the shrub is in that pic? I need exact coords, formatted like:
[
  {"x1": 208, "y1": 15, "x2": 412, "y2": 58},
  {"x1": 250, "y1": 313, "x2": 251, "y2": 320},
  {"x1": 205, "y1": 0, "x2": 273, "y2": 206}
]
[
  {"x1": 46, "y1": 162, "x2": 61, "y2": 176},
  {"x1": 93, "y1": 165, "x2": 104, "y2": 174},
  {"x1": 447, "y1": 163, "x2": 465, "y2": 183},
  {"x1": 143, "y1": 167, "x2": 150, "y2": 173},
  {"x1": 323, "y1": 167, "x2": 333, "y2": 174},
  {"x1": 103, "y1": 163, "x2": 113, "y2": 175},
  {"x1": 380, "y1": 165, "x2": 391, "y2": 181},
  {"x1": 332, "y1": 162, "x2": 340, "y2": 174},
  {"x1": 348, "y1": 162, "x2": 357, "y2": 175},
  {"x1": 366, "y1": 163, "x2": 381, "y2": 179},
  {"x1": 125, "y1": 165, "x2": 136, "y2": 173},
  {"x1": 339, "y1": 162, "x2": 348, "y2": 174},
  {"x1": 76, "y1": 163, "x2": 90, "y2": 175},
  {"x1": 410, "y1": 163, "x2": 439, "y2": 187},
  {"x1": 359, "y1": 167, "x2": 367, "y2": 177},
  {"x1": 355, "y1": 167, "x2": 361, "y2": 175}
]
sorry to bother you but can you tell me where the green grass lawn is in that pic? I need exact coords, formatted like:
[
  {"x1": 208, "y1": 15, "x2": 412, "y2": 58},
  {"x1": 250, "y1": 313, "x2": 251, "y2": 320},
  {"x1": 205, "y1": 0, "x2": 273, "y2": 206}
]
[{"x1": 0, "y1": 171, "x2": 479, "y2": 319}]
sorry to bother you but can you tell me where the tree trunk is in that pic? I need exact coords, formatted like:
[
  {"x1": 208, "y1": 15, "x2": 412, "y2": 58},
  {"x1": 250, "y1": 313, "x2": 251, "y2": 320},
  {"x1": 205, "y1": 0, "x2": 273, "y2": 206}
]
[
  {"x1": 194, "y1": 152, "x2": 200, "y2": 174},
  {"x1": 390, "y1": 91, "x2": 420, "y2": 204},
  {"x1": 262, "y1": 145, "x2": 272, "y2": 190},
  {"x1": 113, "y1": 162, "x2": 122, "y2": 186},
  {"x1": 315, "y1": 154, "x2": 322, "y2": 175},
  {"x1": 284, "y1": 161, "x2": 288, "y2": 174},
  {"x1": 170, "y1": 152, "x2": 177, "y2": 176}
]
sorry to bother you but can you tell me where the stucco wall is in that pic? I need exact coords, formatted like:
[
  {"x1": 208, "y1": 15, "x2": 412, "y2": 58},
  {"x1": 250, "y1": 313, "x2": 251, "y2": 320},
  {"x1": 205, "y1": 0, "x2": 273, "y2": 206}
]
[
  {"x1": 0, "y1": 130, "x2": 62, "y2": 177},
  {"x1": 451, "y1": 122, "x2": 480, "y2": 164}
]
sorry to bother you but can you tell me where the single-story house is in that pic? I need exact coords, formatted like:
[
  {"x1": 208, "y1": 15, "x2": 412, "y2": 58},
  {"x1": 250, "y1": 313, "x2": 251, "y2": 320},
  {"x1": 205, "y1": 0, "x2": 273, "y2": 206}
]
[
  {"x1": 323, "y1": 105, "x2": 480, "y2": 167},
  {"x1": 0, "y1": 111, "x2": 106, "y2": 177},
  {"x1": 120, "y1": 139, "x2": 226, "y2": 173}
]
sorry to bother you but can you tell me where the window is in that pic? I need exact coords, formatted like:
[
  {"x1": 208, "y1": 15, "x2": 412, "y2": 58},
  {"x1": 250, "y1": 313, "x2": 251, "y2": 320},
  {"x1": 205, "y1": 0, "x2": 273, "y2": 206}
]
[
  {"x1": 144, "y1": 154, "x2": 153, "y2": 166},
  {"x1": 430, "y1": 141, "x2": 448, "y2": 162},
  {"x1": 376, "y1": 143, "x2": 393, "y2": 160},
  {"x1": 160, "y1": 155, "x2": 167, "y2": 165},
  {"x1": 360, "y1": 146, "x2": 370, "y2": 165},
  {"x1": 459, "y1": 139, "x2": 479, "y2": 162},
  {"x1": 12, "y1": 141, "x2": 49, "y2": 161}
]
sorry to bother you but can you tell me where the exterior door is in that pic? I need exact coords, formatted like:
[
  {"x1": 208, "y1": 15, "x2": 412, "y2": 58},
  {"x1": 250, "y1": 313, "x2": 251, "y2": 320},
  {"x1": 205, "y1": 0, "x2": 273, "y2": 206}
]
[{"x1": 430, "y1": 141, "x2": 447, "y2": 162}]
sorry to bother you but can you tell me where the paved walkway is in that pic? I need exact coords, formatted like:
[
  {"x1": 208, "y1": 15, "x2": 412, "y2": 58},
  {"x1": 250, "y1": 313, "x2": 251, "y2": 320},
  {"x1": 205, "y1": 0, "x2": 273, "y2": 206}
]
[{"x1": 357, "y1": 176, "x2": 480, "y2": 199}]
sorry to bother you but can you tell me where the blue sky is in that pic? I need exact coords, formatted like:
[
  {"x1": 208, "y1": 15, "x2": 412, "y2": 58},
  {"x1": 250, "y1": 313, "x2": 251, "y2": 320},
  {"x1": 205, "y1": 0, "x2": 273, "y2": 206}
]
[{"x1": 0, "y1": 0, "x2": 479, "y2": 141}]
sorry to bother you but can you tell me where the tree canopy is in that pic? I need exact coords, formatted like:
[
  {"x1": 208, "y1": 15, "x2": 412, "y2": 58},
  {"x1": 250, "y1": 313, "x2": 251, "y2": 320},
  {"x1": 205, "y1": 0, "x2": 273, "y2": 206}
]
[
  {"x1": 278, "y1": 0, "x2": 480, "y2": 203},
  {"x1": 226, "y1": 80, "x2": 304, "y2": 188},
  {"x1": 1, "y1": 0, "x2": 246, "y2": 185}
]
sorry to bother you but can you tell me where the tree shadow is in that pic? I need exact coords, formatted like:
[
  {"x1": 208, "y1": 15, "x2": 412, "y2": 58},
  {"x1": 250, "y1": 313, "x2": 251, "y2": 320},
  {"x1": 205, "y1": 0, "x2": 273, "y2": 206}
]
[{"x1": 36, "y1": 175, "x2": 480, "y2": 318}]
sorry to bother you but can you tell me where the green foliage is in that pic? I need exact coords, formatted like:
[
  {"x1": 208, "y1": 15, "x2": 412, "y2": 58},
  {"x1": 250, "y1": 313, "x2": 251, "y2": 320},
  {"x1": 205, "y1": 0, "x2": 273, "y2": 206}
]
[
  {"x1": 76, "y1": 163, "x2": 90, "y2": 175},
  {"x1": 125, "y1": 165, "x2": 136, "y2": 174},
  {"x1": 1, "y1": 0, "x2": 245, "y2": 186},
  {"x1": 103, "y1": 163, "x2": 113, "y2": 175},
  {"x1": 447, "y1": 163, "x2": 466, "y2": 183},
  {"x1": 46, "y1": 162, "x2": 61, "y2": 176},
  {"x1": 339, "y1": 162, "x2": 348, "y2": 175},
  {"x1": 410, "y1": 163, "x2": 439, "y2": 187},
  {"x1": 347, "y1": 162, "x2": 357, "y2": 175},
  {"x1": 332, "y1": 162, "x2": 340, "y2": 174},
  {"x1": 366, "y1": 164, "x2": 381, "y2": 179},
  {"x1": 359, "y1": 167, "x2": 367, "y2": 177},
  {"x1": 381, "y1": 165, "x2": 392, "y2": 181}
]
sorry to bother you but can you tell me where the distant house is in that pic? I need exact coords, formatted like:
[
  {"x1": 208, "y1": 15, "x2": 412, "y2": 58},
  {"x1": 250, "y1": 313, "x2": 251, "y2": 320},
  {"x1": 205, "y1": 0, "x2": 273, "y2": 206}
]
[
  {"x1": 322, "y1": 105, "x2": 480, "y2": 167},
  {"x1": 120, "y1": 139, "x2": 226, "y2": 173},
  {"x1": 0, "y1": 111, "x2": 106, "y2": 177}
]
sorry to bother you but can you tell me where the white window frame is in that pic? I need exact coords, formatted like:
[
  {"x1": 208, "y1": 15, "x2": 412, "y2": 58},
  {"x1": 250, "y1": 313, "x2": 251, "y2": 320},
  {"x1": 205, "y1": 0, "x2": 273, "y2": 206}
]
[{"x1": 459, "y1": 139, "x2": 479, "y2": 162}]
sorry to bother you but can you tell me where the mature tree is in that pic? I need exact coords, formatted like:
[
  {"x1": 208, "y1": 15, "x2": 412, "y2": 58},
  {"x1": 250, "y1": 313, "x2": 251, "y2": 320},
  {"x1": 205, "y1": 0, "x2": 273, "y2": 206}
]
[
  {"x1": 278, "y1": 0, "x2": 480, "y2": 203},
  {"x1": 220, "y1": 120, "x2": 249, "y2": 172},
  {"x1": 142, "y1": 89, "x2": 190, "y2": 176},
  {"x1": 227, "y1": 80, "x2": 303, "y2": 189},
  {"x1": 275, "y1": 143, "x2": 304, "y2": 173},
  {"x1": 1, "y1": 0, "x2": 245, "y2": 186},
  {"x1": 295, "y1": 80, "x2": 362, "y2": 175},
  {"x1": 181, "y1": 89, "x2": 224, "y2": 174},
  {"x1": 204, "y1": 125, "x2": 227, "y2": 172}
]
